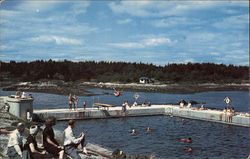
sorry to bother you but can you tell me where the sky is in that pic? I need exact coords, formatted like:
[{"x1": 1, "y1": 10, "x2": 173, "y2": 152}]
[{"x1": 0, "y1": 0, "x2": 249, "y2": 66}]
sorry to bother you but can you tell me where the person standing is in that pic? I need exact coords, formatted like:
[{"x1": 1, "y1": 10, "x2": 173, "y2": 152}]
[
  {"x1": 21, "y1": 92, "x2": 27, "y2": 99},
  {"x1": 7, "y1": 123, "x2": 25, "y2": 159},
  {"x1": 122, "y1": 101, "x2": 127, "y2": 113},
  {"x1": 83, "y1": 101, "x2": 87, "y2": 110},
  {"x1": 26, "y1": 109, "x2": 32, "y2": 121},
  {"x1": 3, "y1": 103, "x2": 10, "y2": 112},
  {"x1": 43, "y1": 117, "x2": 64, "y2": 159},
  {"x1": 68, "y1": 94, "x2": 73, "y2": 111},
  {"x1": 73, "y1": 95, "x2": 78, "y2": 110},
  {"x1": 63, "y1": 120, "x2": 89, "y2": 159}
]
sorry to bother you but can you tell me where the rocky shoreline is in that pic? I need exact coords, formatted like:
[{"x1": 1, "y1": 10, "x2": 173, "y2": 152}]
[
  {"x1": 1, "y1": 80, "x2": 249, "y2": 96},
  {"x1": 0, "y1": 109, "x2": 27, "y2": 158},
  {"x1": 0, "y1": 109, "x2": 117, "y2": 159},
  {"x1": 80, "y1": 82, "x2": 249, "y2": 93}
]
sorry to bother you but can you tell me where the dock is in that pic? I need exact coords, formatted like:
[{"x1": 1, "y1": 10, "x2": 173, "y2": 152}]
[{"x1": 34, "y1": 105, "x2": 250, "y2": 128}]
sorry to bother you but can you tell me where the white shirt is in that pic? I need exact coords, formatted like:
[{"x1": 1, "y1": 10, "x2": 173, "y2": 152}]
[
  {"x1": 7, "y1": 129, "x2": 23, "y2": 156},
  {"x1": 132, "y1": 102, "x2": 137, "y2": 106},
  {"x1": 63, "y1": 127, "x2": 83, "y2": 146},
  {"x1": 21, "y1": 92, "x2": 27, "y2": 98},
  {"x1": 7, "y1": 129, "x2": 23, "y2": 147},
  {"x1": 180, "y1": 103, "x2": 184, "y2": 107},
  {"x1": 27, "y1": 112, "x2": 31, "y2": 121}
]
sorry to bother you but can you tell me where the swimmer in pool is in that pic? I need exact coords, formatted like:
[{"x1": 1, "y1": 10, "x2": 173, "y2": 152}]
[
  {"x1": 186, "y1": 147, "x2": 193, "y2": 152},
  {"x1": 146, "y1": 127, "x2": 152, "y2": 132},
  {"x1": 181, "y1": 137, "x2": 192, "y2": 143},
  {"x1": 131, "y1": 129, "x2": 137, "y2": 136}
]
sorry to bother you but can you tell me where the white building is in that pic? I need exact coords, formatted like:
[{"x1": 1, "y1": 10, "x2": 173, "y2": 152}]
[{"x1": 139, "y1": 77, "x2": 151, "y2": 84}]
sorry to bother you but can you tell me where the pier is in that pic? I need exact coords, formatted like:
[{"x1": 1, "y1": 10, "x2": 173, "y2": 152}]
[
  {"x1": 34, "y1": 105, "x2": 250, "y2": 128},
  {"x1": 1, "y1": 95, "x2": 249, "y2": 128}
]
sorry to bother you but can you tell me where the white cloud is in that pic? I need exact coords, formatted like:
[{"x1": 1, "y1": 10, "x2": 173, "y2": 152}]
[
  {"x1": 29, "y1": 35, "x2": 84, "y2": 45},
  {"x1": 213, "y1": 14, "x2": 248, "y2": 29},
  {"x1": 151, "y1": 17, "x2": 203, "y2": 28},
  {"x1": 73, "y1": 56, "x2": 94, "y2": 61},
  {"x1": 108, "y1": 1, "x2": 240, "y2": 17},
  {"x1": 0, "y1": 9, "x2": 20, "y2": 17},
  {"x1": 0, "y1": 1, "x2": 248, "y2": 66},
  {"x1": 109, "y1": 37, "x2": 172, "y2": 48},
  {"x1": 70, "y1": 2, "x2": 90, "y2": 15},
  {"x1": 111, "y1": 42, "x2": 144, "y2": 48},
  {"x1": 215, "y1": 54, "x2": 249, "y2": 64},
  {"x1": 15, "y1": 1, "x2": 62, "y2": 12},
  {"x1": 210, "y1": 52, "x2": 220, "y2": 56},
  {"x1": 117, "y1": 18, "x2": 132, "y2": 24},
  {"x1": 182, "y1": 58, "x2": 195, "y2": 63},
  {"x1": 0, "y1": 45, "x2": 8, "y2": 50},
  {"x1": 50, "y1": 24, "x2": 98, "y2": 35},
  {"x1": 143, "y1": 38, "x2": 171, "y2": 46},
  {"x1": 109, "y1": 1, "x2": 152, "y2": 17},
  {"x1": 229, "y1": 1, "x2": 249, "y2": 7},
  {"x1": 185, "y1": 32, "x2": 217, "y2": 44},
  {"x1": 0, "y1": 3, "x2": 97, "y2": 37},
  {"x1": 230, "y1": 42, "x2": 242, "y2": 47},
  {"x1": 1, "y1": 15, "x2": 97, "y2": 38}
]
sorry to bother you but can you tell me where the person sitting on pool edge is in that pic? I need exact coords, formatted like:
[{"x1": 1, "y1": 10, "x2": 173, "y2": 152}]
[
  {"x1": 43, "y1": 116, "x2": 64, "y2": 159},
  {"x1": 63, "y1": 119, "x2": 89, "y2": 159},
  {"x1": 7, "y1": 123, "x2": 25, "y2": 159},
  {"x1": 24, "y1": 125, "x2": 52, "y2": 159}
]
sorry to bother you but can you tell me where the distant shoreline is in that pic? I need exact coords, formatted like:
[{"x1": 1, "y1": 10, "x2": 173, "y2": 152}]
[{"x1": 1, "y1": 80, "x2": 248, "y2": 96}]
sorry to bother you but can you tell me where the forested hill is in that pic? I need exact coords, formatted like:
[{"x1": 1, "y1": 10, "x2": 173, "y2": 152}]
[{"x1": 0, "y1": 60, "x2": 248, "y2": 84}]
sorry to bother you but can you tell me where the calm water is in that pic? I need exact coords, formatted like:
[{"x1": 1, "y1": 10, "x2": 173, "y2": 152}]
[{"x1": 1, "y1": 88, "x2": 249, "y2": 158}]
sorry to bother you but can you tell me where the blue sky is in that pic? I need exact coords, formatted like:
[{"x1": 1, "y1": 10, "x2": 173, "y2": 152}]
[{"x1": 0, "y1": 1, "x2": 249, "y2": 66}]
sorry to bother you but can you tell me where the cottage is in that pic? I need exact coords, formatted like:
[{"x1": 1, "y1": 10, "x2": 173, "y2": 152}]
[{"x1": 139, "y1": 77, "x2": 151, "y2": 84}]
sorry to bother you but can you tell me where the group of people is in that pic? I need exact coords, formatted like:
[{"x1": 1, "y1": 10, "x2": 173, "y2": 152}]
[
  {"x1": 6, "y1": 117, "x2": 89, "y2": 159},
  {"x1": 130, "y1": 127, "x2": 152, "y2": 136},
  {"x1": 181, "y1": 136, "x2": 193, "y2": 152},
  {"x1": 14, "y1": 91, "x2": 33, "y2": 99},
  {"x1": 179, "y1": 100, "x2": 205, "y2": 110},
  {"x1": 122, "y1": 101, "x2": 129, "y2": 113},
  {"x1": 179, "y1": 101, "x2": 195, "y2": 109},
  {"x1": 221, "y1": 107, "x2": 236, "y2": 122},
  {"x1": 68, "y1": 94, "x2": 79, "y2": 110},
  {"x1": 68, "y1": 94, "x2": 88, "y2": 110},
  {"x1": 122, "y1": 100, "x2": 152, "y2": 113}
]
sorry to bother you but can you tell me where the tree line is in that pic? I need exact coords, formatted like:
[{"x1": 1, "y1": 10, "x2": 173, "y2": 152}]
[{"x1": 0, "y1": 60, "x2": 248, "y2": 83}]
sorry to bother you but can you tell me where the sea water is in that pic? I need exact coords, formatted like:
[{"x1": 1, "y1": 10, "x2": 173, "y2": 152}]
[{"x1": 1, "y1": 89, "x2": 249, "y2": 158}]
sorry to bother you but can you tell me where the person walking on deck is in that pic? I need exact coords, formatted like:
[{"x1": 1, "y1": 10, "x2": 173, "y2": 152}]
[{"x1": 63, "y1": 120, "x2": 89, "y2": 159}]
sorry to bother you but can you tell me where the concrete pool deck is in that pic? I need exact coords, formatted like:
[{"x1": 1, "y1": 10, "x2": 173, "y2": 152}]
[{"x1": 34, "y1": 105, "x2": 250, "y2": 128}]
